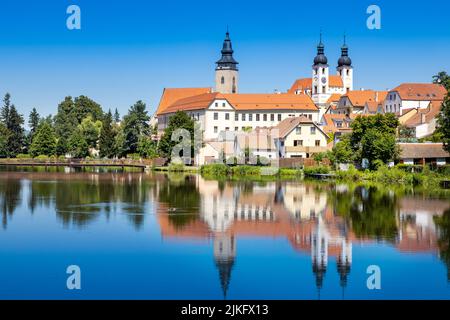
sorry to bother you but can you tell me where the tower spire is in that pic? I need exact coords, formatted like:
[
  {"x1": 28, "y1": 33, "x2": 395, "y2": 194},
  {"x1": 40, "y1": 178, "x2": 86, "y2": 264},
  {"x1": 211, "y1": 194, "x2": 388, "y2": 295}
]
[
  {"x1": 215, "y1": 29, "x2": 239, "y2": 94},
  {"x1": 216, "y1": 29, "x2": 238, "y2": 71},
  {"x1": 338, "y1": 34, "x2": 352, "y2": 67},
  {"x1": 313, "y1": 30, "x2": 327, "y2": 65}
]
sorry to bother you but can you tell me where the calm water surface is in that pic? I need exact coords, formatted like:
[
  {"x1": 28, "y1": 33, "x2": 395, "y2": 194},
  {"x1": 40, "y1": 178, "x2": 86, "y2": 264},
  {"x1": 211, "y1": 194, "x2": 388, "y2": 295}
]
[{"x1": 0, "y1": 168, "x2": 449, "y2": 299}]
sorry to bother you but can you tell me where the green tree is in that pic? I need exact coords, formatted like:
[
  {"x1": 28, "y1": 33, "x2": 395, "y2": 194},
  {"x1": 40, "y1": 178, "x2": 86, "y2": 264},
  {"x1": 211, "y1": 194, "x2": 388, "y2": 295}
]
[
  {"x1": 6, "y1": 106, "x2": 25, "y2": 157},
  {"x1": 54, "y1": 96, "x2": 103, "y2": 154},
  {"x1": 79, "y1": 115, "x2": 102, "y2": 149},
  {"x1": 28, "y1": 108, "x2": 40, "y2": 136},
  {"x1": 73, "y1": 95, "x2": 103, "y2": 123},
  {"x1": 54, "y1": 97, "x2": 78, "y2": 154},
  {"x1": 137, "y1": 136, "x2": 158, "y2": 158},
  {"x1": 349, "y1": 114, "x2": 399, "y2": 167},
  {"x1": 398, "y1": 125, "x2": 416, "y2": 142},
  {"x1": 437, "y1": 94, "x2": 450, "y2": 153},
  {"x1": 114, "y1": 126, "x2": 126, "y2": 158},
  {"x1": 0, "y1": 93, "x2": 11, "y2": 125},
  {"x1": 360, "y1": 129, "x2": 399, "y2": 169},
  {"x1": 0, "y1": 123, "x2": 9, "y2": 158},
  {"x1": 99, "y1": 111, "x2": 116, "y2": 158},
  {"x1": 68, "y1": 129, "x2": 89, "y2": 158},
  {"x1": 30, "y1": 122, "x2": 57, "y2": 157},
  {"x1": 56, "y1": 136, "x2": 68, "y2": 157},
  {"x1": 433, "y1": 71, "x2": 450, "y2": 91},
  {"x1": 158, "y1": 111, "x2": 196, "y2": 159},
  {"x1": 1, "y1": 94, "x2": 25, "y2": 157},
  {"x1": 332, "y1": 134, "x2": 354, "y2": 163},
  {"x1": 114, "y1": 108, "x2": 121, "y2": 123},
  {"x1": 122, "y1": 100, "x2": 150, "y2": 154}
]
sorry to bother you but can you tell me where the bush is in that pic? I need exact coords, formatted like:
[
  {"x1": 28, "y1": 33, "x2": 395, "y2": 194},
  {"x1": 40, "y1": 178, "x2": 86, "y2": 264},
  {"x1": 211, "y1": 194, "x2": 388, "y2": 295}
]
[
  {"x1": 436, "y1": 165, "x2": 450, "y2": 176},
  {"x1": 336, "y1": 165, "x2": 363, "y2": 181},
  {"x1": 396, "y1": 164, "x2": 424, "y2": 173},
  {"x1": 200, "y1": 164, "x2": 229, "y2": 177},
  {"x1": 304, "y1": 165, "x2": 330, "y2": 175},
  {"x1": 16, "y1": 154, "x2": 31, "y2": 159},
  {"x1": 370, "y1": 165, "x2": 413, "y2": 184},
  {"x1": 34, "y1": 155, "x2": 50, "y2": 162},
  {"x1": 279, "y1": 168, "x2": 302, "y2": 176},
  {"x1": 231, "y1": 165, "x2": 261, "y2": 176},
  {"x1": 168, "y1": 161, "x2": 185, "y2": 172}
]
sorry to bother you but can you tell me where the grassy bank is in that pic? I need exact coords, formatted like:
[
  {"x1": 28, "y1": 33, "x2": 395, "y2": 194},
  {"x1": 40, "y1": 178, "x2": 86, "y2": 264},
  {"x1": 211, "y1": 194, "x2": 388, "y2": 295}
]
[
  {"x1": 334, "y1": 164, "x2": 450, "y2": 189},
  {"x1": 198, "y1": 163, "x2": 450, "y2": 188}
]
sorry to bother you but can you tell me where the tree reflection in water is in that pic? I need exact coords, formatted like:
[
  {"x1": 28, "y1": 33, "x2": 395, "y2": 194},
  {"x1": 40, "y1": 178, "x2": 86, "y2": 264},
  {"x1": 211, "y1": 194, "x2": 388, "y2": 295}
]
[{"x1": 1, "y1": 170, "x2": 450, "y2": 293}]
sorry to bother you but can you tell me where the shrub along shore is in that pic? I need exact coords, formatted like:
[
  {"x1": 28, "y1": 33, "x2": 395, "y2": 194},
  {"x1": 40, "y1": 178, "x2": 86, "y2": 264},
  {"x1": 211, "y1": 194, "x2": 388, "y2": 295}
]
[{"x1": 198, "y1": 163, "x2": 450, "y2": 188}]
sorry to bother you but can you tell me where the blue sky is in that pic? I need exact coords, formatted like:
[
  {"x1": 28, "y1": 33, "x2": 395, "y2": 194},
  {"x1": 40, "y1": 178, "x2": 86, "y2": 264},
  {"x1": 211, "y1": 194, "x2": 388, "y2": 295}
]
[{"x1": 0, "y1": 0, "x2": 449, "y2": 124}]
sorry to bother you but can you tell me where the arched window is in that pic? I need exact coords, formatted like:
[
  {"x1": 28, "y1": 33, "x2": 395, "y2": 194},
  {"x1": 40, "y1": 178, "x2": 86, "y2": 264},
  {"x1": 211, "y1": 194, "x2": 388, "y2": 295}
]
[
  {"x1": 232, "y1": 77, "x2": 236, "y2": 93},
  {"x1": 346, "y1": 70, "x2": 350, "y2": 76},
  {"x1": 221, "y1": 76, "x2": 225, "y2": 84}
]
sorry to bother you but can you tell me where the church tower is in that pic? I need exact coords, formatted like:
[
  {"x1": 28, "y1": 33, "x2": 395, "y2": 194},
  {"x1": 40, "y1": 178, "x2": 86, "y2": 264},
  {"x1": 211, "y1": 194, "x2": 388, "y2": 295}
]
[
  {"x1": 215, "y1": 30, "x2": 239, "y2": 94},
  {"x1": 213, "y1": 234, "x2": 236, "y2": 298},
  {"x1": 337, "y1": 36, "x2": 353, "y2": 93},
  {"x1": 311, "y1": 32, "x2": 330, "y2": 107}
]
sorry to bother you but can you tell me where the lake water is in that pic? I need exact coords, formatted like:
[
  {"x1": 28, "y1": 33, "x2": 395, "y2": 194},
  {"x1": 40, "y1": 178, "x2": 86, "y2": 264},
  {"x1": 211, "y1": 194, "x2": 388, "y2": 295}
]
[{"x1": 0, "y1": 168, "x2": 449, "y2": 300}]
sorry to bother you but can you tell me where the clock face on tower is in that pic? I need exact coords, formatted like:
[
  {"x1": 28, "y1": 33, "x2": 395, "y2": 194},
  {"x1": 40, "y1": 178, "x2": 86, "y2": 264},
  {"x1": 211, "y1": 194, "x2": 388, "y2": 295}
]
[
  {"x1": 321, "y1": 77, "x2": 327, "y2": 84},
  {"x1": 313, "y1": 76, "x2": 319, "y2": 82}
]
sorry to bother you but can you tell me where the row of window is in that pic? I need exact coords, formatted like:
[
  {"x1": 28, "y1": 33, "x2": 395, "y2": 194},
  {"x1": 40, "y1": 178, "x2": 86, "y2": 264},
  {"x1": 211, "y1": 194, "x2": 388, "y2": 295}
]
[
  {"x1": 214, "y1": 126, "x2": 248, "y2": 133},
  {"x1": 295, "y1": 126, "x2": 316, "y2": 134},
  {"x1": 213, "y1": 112, "x2": 313, "y2": 122},
  {"x1": 293, "y1": 140, "x2": 322, "y2": 147},
  {"x1": 386, "y1": 104, "x2": 401, "y2": 113}
]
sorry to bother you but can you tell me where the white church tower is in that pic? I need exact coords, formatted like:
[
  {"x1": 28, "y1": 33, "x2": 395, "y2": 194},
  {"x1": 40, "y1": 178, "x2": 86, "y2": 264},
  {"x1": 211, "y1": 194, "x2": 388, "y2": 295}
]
[
  {"x1": 215, "y1": 30, "x2": 239, "y2": 94},
  {"x1": 337, "y1": 36, "x2": 353, "y2": 93},
  {"x1": 311, "y1": 33, "x2": 331, "y2": 107}
]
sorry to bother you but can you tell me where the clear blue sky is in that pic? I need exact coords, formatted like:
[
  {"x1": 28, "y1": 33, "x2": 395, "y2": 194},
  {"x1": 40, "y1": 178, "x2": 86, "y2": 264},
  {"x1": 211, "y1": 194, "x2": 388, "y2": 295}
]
[{"x1": 0, "y1": 0, "x2": 449, "y2": 124}]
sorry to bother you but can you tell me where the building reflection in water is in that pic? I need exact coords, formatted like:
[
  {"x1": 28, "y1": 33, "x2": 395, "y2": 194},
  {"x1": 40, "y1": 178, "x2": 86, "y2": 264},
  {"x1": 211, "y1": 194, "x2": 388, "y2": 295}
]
[
  {"x1": 1, "y1": 171, "x2": 449, "y2": 297},
  {"x1": 155, "y1": 176, "x2": 449, "y2": 299}
]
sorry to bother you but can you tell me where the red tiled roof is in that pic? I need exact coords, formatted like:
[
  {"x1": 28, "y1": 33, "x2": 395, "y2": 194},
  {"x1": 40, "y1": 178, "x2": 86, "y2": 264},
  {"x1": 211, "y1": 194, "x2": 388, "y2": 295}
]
[
  {"x1": 327, "y1": 93, "x2": 342, "y2": 104},
  {"x1": 343, "y1": 90, "x2": 387, "y2": 107},
  {"x1": 403, "y1": 101, "x2": 443, "y2": 127},
  {"x1": 390, "y1": 83, "x2": 447, "y2": 101},
  {"x1": 288, "y1": 78, "x2": 312, "y2": 93},
  {"x1": 329, "y1": 75, "x2": 344, "y2": 87},
  {"x1": 156, "y1": 87, "x2": 211, "y2": 115},
  {"x1": 288, "y1": 76, "x2": 344, "y2": 94},
  {"x1": 222, "y1": 93, "x2": 318, "y2": 111},
  {"x1": 159, "y1": 92, "x2": 220, "y2": 114},
  {"x1": 399, "y1": 143, "x2": 449, "y2": 159}
]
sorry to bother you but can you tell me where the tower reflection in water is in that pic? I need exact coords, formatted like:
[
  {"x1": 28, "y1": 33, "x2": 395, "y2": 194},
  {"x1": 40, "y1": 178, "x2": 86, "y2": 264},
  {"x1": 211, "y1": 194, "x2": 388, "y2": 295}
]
[{"x1": 155, "y1": 175, "x2": 449, "y2": 298}]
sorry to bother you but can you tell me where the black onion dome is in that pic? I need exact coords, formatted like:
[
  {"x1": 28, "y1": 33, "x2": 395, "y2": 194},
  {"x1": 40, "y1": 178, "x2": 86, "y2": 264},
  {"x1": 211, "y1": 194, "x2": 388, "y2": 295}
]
[
  {"x1": 314, "y1": 54, "x2": 328, "y2": 65},
  {"x1": 338, "y1": 55, "x2": 352, "y2": 67},
  {"x1": 313, "y1": 35, "x2": 328, "y2": 65},
  {"x1": 338, "y1": 37, "x2": 352, "y2": 67}
]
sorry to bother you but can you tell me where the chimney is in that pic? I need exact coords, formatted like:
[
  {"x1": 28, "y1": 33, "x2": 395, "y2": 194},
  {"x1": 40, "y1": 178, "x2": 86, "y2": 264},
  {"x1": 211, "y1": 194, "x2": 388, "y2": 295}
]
[
  {"x1": 375, "y1": 91, "x2": 379, "y2": 101},
  {"x1": 421, "y1": 113, "x2": 426, "y2": 124}
]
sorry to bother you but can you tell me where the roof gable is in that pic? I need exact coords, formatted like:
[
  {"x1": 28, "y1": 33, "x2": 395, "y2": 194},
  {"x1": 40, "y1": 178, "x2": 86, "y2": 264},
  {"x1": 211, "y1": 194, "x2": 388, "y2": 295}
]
[
  {"x1": 390, "y1": 83, "x2": 447, "y2": 101},
  {"x1": 156, "y1": 87, "x2": 212, "y2": 115}
]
